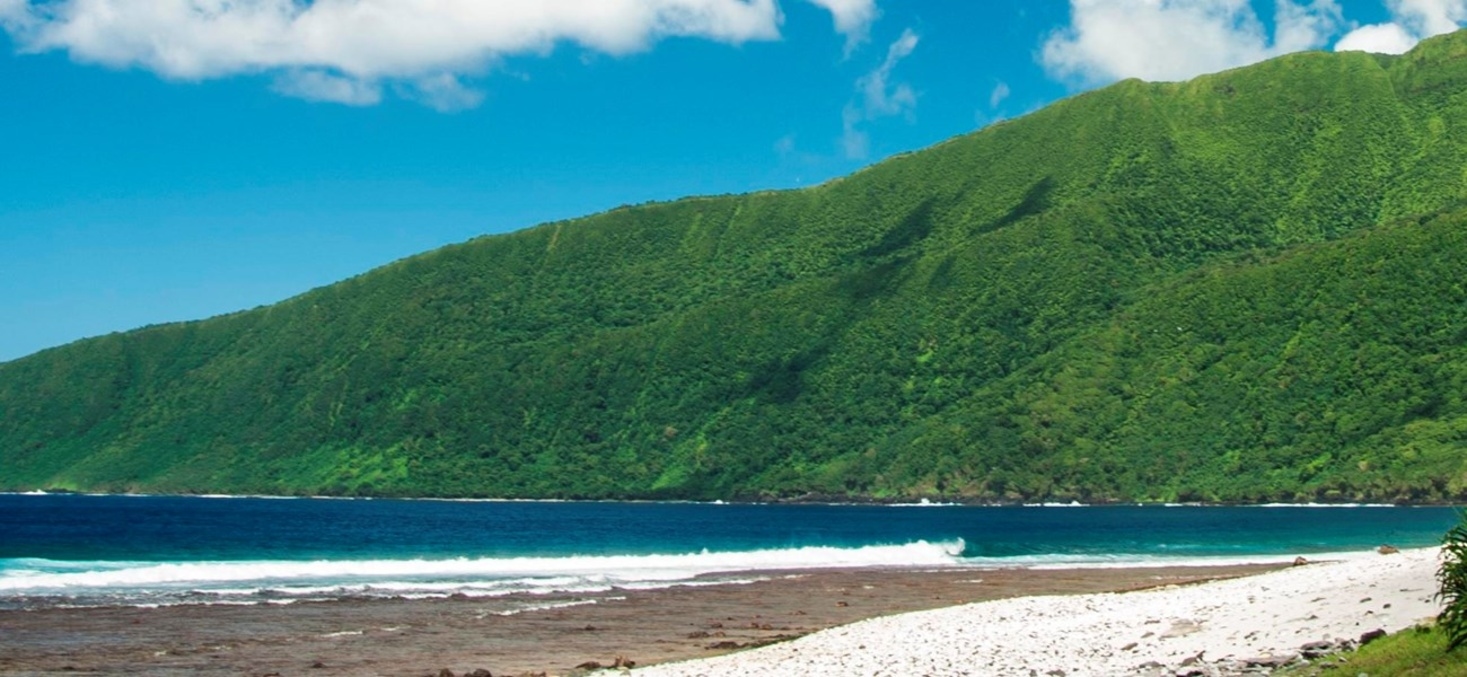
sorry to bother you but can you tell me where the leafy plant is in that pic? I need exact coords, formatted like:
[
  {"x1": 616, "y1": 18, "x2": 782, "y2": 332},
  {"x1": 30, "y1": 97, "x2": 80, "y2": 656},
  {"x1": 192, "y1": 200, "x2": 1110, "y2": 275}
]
[{"x1": 1438, "y1": 514, "x2": 1467, "y2": 650}]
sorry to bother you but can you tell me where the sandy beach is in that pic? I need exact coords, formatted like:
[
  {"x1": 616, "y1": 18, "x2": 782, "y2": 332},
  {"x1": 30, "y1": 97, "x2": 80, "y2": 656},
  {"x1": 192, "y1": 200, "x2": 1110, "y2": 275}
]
[
  {"x1": 634, "y1": 548, "x2": 1443, "y2": 677},
  {"x1": 0, "y1": 563, "x2": 1284, "y2": 676}
]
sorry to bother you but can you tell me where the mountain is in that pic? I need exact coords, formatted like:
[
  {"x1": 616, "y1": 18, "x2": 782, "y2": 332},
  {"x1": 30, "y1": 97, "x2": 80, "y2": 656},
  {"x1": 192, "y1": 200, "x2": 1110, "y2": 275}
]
[{"x1": 5, "y1": 33, "x2": 1467, "y2": 503}]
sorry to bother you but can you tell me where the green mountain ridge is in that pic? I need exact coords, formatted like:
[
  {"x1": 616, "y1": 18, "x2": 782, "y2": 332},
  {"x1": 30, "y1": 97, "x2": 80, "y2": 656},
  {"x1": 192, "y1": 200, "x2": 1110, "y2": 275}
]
[{"x1": 5, "y1": 33, "x2": 1467, "y2": 502}]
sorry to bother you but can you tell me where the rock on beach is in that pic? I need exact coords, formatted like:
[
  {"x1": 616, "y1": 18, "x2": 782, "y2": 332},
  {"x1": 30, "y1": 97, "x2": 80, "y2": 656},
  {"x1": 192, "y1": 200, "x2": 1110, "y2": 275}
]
[{"x1": 631, "y1": 548, "x2": 1442, "y2": 677}]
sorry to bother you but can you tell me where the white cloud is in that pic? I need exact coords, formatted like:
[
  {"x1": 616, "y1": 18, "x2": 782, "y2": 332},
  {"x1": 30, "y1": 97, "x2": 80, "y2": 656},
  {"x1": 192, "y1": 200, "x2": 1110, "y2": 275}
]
[
  {"x1": 989, "y1": 81, "x2": 1011, "y2": 109},
  {"x1": 1, "y1": 0, "x2": 878, "y2": 109},
  {"x1": 403, "y1": 74, "x2": 486, "y2": 113},
  {"x1": 1394, "y1": 0, "x2": 1467, "y2": 34},
  {"x1": 0, "y1": 0, "x2": 32, "y2": 29},
  {"x1": 804, "y1": 0, "x2": 879, "y2": 54},
  {"x1": 1335, "y1": 21, "x2": 1420, "y2": 53},
  {"x1": 858, "y1": 28, "x2": 918, "y2": 116},
  {"x1": 1042, "y1": 0, "x2": 1344, "y2": 84},
  {"x1": 1335, "y1": 0, "x2": 1467, "y2": 55},
  {"x1": 842, "y1": 27, "x2": 918, "y2": 158},
  {"x1": 272, "y1": 70, "x2": 381, "y2": 106},
  {"x1": 841, "y1": 105, "x2": 870, "y2": 158}
]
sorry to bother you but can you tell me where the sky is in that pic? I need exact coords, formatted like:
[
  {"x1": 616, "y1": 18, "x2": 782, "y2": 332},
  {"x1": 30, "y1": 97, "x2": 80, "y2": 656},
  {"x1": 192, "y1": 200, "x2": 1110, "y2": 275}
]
[{"x1": 0, "y1": 0, "x2": 1461, "y2": 363}]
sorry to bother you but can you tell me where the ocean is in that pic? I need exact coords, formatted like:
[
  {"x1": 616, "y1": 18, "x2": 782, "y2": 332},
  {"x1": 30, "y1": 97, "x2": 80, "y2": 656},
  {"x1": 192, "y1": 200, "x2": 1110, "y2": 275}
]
[{"x1": 0, "y1": 493, "x2": 1457, "y2": 611}]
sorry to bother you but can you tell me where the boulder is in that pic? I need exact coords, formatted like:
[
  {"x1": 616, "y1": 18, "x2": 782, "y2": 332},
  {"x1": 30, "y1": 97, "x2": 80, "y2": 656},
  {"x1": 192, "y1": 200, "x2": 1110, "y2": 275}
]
[
  {"x1": 1299, "y1": 640, "x2": 1336, "y2": 659},
  {"x1": 1360, "y1": 628, "x2": 1387, "y2": 645},
  {"x1": 1378, "y1": 544, "x2": 1400, "y2": 555}
]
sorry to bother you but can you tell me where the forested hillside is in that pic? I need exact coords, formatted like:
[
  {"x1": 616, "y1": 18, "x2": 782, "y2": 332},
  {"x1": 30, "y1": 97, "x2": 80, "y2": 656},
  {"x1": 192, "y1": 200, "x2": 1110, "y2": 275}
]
[{"x1": 4, "y1": 33, "x2": 1467, "y2": 502}]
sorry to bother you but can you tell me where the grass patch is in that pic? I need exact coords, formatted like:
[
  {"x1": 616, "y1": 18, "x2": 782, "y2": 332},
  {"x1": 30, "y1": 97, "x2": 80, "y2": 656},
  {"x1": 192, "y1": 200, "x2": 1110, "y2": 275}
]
[{"x1": 1282, "y1": 625, "x2": 1467, "y2": 676}]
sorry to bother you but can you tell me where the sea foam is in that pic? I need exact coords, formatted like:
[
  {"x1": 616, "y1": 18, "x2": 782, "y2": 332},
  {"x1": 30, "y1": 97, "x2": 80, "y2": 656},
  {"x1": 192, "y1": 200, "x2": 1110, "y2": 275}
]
[{"x1": 0, "y1": 540, "x2": 966, "y2": 597}]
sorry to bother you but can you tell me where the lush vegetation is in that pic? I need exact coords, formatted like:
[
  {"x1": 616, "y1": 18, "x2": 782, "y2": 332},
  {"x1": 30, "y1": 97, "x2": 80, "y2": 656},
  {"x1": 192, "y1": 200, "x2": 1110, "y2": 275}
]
[
  {"x1": 5, "y1": 33, "x2": 1467, "y2": 501},
  {"x1": 1279, "y1": 624, "x2": 1467, "y2": 676},
  {"x1": 1440, "y1": 514, "x2": 1467, "y2": 650}
]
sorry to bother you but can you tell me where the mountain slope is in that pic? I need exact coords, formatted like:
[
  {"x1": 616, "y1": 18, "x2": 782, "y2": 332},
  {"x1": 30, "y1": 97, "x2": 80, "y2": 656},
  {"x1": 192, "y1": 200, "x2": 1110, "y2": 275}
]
[{"x1": 5, "y1": 33, "x2": 1467, "y2": 501}]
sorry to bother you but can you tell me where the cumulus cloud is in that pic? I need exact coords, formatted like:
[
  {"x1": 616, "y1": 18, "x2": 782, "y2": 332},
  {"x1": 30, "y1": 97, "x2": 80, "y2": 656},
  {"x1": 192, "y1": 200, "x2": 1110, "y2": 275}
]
[
  {"x1": 1336, "y1": 0, "x2": 1467, "y2": 54},
  {"x1": 805, "y1": 0, "x2": 879, "y2": 53},
  {"x1": 842, "y1": 27, "x2": 918, "y2": 158},
  {"x1": 1, "y1": 0, "x2": 878, "y2": 109},
  {"x1": 1042, "y1": 0, "x2": 1344, "y2": 84}
]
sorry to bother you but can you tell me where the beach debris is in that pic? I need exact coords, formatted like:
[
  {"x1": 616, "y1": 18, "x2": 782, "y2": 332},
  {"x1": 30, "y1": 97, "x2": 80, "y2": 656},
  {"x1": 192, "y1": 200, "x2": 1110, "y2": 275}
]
[
  {"x1": 1359, "y1": 628, "x2": 1387, "y2": 645},
  {"x1": 575, "y1": 661, "x2": 602, "y2": 670},
  {"x1": 466, "y1": 670, "x2": 493, "y2": 677},
  {"x1": 1178, "y1": 650, "x2": 1205, "y2": 667},
  {"x1": 1293, "y1": 556, "x2": 1310, "y2": 566},
  {"x1": 686, "y1": 630, "x2": 710, "y2": 639},
  {"x1": 612, "y1": 656, "x2": 635, "y2": 668},
  {"x1": 438, "y1": 670, "x2": 456, "y2": 677},
  {"x1": 311, "y1": 661, "x2": 326, "y2": 668},
  {"x1": 836, "y1": 601, "x2": 849, "y2": 607},
  {"x1": 1377, "y1": 545, "x2": 1400, "y2": 555},
  {"x1": 1120, "y1": 642, "x2": 1138, "y2": 651}
]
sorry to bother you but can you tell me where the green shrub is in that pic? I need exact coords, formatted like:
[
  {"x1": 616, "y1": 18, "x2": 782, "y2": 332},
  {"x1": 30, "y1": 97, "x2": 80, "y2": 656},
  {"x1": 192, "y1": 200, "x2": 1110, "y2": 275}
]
[{"x1": 1437, "y1": 513, "x2": 1467, "y2": 650}]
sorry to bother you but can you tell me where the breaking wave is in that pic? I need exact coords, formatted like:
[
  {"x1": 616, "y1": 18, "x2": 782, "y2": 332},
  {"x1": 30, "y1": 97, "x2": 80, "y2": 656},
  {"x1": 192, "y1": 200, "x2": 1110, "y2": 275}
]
[{"x1": 0, "y1": 540, "x2": 966, "y2": 608}]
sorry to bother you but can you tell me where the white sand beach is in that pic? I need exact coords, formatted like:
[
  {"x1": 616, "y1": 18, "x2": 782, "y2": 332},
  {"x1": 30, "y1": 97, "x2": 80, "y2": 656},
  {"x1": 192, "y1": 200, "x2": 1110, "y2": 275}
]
[{"x1": 632, "y1": 548, "x2": 1443, "y2": 677}]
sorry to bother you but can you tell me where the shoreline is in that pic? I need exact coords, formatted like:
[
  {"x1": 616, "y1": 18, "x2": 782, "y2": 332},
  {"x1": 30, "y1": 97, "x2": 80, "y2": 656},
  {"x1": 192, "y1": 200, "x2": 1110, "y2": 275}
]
[
  {"x1": 0, "y1": 562, "x2": 1293, "y2": 676},
  {"x1": 635, "y1": 547, "x2": 1444, "y2": 677},
  {"x1": 2, "y1": 490, "x2": 1458, "y2": 508}
]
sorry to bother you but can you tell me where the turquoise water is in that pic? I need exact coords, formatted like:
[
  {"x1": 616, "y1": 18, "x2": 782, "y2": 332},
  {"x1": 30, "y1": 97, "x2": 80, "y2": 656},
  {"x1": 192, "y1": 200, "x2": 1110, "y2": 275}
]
[{"x1": 0, "y1": 494, "x2": 1457, "y2": 609}]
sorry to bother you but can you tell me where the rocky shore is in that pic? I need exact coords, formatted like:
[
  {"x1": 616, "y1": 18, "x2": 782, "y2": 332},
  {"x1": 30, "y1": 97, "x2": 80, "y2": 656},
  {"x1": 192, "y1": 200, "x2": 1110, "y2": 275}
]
[
  {"x1": 632, "y1": 548, "x2": 1441, "y2": 677},
  {"x1": 0, "y1": 564, "x2": 1284, "y2": 676}
]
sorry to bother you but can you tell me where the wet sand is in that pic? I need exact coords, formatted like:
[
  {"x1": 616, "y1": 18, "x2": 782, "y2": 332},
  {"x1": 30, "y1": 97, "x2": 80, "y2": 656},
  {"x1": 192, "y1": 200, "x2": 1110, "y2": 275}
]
[{"x1": 0, "y1": 564, "x2": 1282, "y2": 676}]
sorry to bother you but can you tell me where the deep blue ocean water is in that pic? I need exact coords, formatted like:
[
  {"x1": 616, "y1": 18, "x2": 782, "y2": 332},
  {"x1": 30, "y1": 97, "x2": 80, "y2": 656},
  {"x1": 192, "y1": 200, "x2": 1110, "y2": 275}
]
[{"x1": 0, "y1": 494, "x2": 1458, "y2": 610}]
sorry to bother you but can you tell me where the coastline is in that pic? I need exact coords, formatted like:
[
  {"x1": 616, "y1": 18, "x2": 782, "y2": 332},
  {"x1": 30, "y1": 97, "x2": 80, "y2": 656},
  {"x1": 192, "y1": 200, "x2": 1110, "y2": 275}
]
[
  {"x1": 3, "y1": 489, "x2": 1461, "y2": 507},
  {"x1": 634, "y1": 547, "x2": 1443, "y2": 677},
  {"x1": 0, "y1": 562, "x2": 1288, "y2": 676}
]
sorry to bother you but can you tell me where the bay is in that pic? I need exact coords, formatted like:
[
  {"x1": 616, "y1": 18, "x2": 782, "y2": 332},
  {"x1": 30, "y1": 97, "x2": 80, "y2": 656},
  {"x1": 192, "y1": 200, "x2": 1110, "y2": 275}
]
[{"x1": 0, "y1": 494, "x2": 1457, "y2": 610}]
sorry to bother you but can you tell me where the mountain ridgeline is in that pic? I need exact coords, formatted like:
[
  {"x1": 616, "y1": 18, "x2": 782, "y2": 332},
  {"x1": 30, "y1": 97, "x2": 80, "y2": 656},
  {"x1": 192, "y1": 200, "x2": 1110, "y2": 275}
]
[{"x1": 6, "y1": 34, "x2": 1467, "y2": 503}]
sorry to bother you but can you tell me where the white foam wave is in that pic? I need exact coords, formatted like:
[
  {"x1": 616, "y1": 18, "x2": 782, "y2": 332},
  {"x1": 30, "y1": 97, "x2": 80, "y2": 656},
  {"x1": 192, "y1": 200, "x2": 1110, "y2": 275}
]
[
  {"x1": 0, "y1": 540, "x2": 965, "y2": 594},
  {"x1": 490, "y1": 599, "x2": 599, "y2": 616},
  {"x1": 889, "y1": 498, "x2": 961, "y2": 507}
]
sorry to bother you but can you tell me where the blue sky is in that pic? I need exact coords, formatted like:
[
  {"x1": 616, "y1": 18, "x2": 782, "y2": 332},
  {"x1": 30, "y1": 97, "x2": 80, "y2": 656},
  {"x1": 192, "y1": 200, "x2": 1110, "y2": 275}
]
[{"x1": 0, "y1": 0, "x2": 1457, "y2": 362}]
